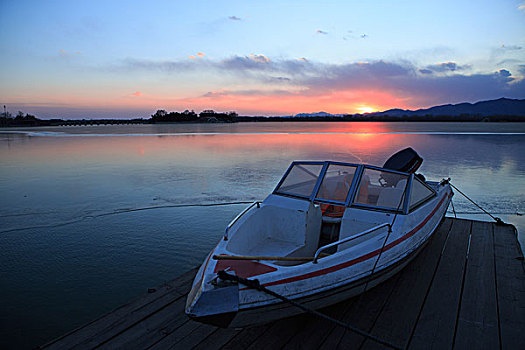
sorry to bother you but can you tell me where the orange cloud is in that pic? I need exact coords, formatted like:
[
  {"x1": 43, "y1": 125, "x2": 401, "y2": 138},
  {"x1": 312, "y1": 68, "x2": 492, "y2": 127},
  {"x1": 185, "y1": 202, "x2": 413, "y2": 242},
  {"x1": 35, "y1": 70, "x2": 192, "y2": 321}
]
[
  {"x1": 249, "y1": 54, "x2": 270, "y2": 63},
  {"x1": 173, "y1": 88, "x2": 407, "y2": 115},
  {"x1": 197, "y1": 52, "x2": 205, "y2": 58},
  {"x1": 59, "y1": 49, "x2": 82, "y2": 57},
  {"x1": 132, "y1": 91, "x2": 142, "y2": 97}
]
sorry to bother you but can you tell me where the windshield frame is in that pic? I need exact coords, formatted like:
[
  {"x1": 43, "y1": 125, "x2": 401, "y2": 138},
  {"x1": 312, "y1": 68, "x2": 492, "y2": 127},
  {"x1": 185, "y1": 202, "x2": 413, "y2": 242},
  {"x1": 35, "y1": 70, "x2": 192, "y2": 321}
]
[
  {"x1": 273, "y1": 161, "x2": 416, "y2": 214},
  {"x1": 349, "y1": 165, "x2": 413, "y2": 214},
  {"x1": 273, "y1": 161, "x2": 327, "y2": 200},
  {"x1": 312, "y1": 161, "x2": 361, "y2": 206},
  {"x1": 408, "y1": 175, "x2": 437, "y2": 212}
]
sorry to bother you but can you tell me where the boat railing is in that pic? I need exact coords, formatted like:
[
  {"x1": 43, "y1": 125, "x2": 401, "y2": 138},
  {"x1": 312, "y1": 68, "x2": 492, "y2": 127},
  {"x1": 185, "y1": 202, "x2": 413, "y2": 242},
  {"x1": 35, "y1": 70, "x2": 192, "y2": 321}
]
[
  {"x1": 313, "y1": 222, "x2": 392, "y2": 263},
  {"x1": 224, "y1": 201, "x2": 261, "y2": 241}
]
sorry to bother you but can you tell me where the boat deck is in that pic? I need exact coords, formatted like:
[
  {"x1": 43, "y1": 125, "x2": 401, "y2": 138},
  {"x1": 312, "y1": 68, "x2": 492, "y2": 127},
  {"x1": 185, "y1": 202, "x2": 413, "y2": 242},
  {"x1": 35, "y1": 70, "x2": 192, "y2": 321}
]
[{"x1": 41, "y1": 218, "x2": 524, "y2": 349}]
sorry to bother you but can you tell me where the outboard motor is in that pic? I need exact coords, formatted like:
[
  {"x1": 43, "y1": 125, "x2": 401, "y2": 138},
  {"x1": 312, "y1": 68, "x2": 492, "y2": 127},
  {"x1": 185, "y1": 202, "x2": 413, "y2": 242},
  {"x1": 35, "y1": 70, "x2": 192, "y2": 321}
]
[
  {"x1": 380, "y1": 148, "x2": 424, "y2": 187},
  {"x1": 383, "y1": 147, "x2": 423, "y2": 173}
]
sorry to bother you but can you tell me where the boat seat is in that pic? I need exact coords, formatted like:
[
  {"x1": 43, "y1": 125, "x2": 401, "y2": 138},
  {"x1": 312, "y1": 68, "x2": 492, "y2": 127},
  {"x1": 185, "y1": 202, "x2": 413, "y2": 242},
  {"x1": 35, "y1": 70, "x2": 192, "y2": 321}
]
[
  {"x1": 377, "y1": 187, "x2": 404, "y2": 209},
  {"x1": 243, "y1": 236, "x2": 303, "y2": 257},
  {"x1": 396, "y1": 179, "x2": 407, "y2": 189},
  {"x1": 322, "y1": 216, "x2": 342, "y2": 224}
]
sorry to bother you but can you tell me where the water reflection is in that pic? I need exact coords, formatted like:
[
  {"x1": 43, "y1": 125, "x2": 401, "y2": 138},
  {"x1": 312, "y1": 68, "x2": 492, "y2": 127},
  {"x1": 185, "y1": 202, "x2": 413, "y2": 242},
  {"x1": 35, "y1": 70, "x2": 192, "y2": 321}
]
[{"x1": 0, "y1": 122, "x2": 524, "y2": 349}]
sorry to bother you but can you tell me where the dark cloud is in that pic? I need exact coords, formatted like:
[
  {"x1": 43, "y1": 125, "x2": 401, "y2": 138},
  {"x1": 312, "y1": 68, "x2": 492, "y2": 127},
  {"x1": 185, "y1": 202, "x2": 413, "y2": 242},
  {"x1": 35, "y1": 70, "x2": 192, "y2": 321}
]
[
  {"x1": 305, "y1": 61, "x2": 521, "y2": 105},
  {"x1": 496, "y1": 69, "x2": 511, "y2": 77},
  {"x1": 217, "y1": 54, "x2": 272, "y2": 72},
  {"x1": 228, "y1": 16, "x2": 241, "y2": 21},
  {"x1": 387, "y1": 69, "x2": 521, "y2": 106},
  {"x1": 423, "y1": 61, "x2": 469, "y2": 73},
  {"x1": 202, "y1": 89, "x2": 294, "y2": 98},
  {"x1": 115, "y1": 56, "x2": 525, "y2": 106},
  {"x1": 316, "y1": 30, "x2": 328, "y2": 35},
  {"x1": 501, "y1": 44, "x2": 522, "y2": 50}
]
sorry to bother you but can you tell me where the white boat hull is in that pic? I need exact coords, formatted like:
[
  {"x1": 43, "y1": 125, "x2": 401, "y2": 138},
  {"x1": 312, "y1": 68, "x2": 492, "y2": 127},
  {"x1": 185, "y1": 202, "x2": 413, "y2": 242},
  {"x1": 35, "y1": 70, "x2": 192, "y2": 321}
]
[
  {"x1": 225, "y1": 235, "x2": 431, "y2": 328},
  {"x1": 186, "y1": 157, "x2": 453, "y2": 328}
]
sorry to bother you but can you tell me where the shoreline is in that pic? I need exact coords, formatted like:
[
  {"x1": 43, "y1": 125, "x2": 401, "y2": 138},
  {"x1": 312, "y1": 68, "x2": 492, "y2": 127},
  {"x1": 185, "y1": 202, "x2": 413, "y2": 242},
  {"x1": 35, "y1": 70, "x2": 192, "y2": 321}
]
[{"x1": 1, "y1": 115, "x2": 525, "y2": 128}]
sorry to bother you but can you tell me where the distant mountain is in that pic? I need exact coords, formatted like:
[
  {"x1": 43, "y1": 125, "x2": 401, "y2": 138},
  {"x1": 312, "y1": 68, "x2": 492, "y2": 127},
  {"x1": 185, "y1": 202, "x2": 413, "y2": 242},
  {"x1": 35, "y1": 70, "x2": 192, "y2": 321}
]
[
  {"x1": 369, "y1": 98, "x2": 525, "y2": 117},
  {"x1": 294, "y1": 111, "x2": 336, "y2": 118}
]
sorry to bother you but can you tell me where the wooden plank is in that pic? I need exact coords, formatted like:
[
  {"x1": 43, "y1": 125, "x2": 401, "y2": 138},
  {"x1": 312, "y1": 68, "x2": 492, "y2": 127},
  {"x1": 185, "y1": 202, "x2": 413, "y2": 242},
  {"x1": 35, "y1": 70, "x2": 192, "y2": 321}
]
[
  {"x1": 408, "y1": 219, "x2": 472, "y2": 350},
  {"x1": 167, "y1": 267, "x2": 201, "y2": 295},
  {"x1": 359, "y1": 218, "x2": 453, "y2": 350},
  {"x1": 42, "y1": 268, "x2": 198, "y2": 350},
  {"x1": 453, "y1": 221, "x2": 499, "y2": 349},
  {"x1": 96, "y1": 297, "x2": 190, "y2": 349},
  {"x1": 97, "y1": 297, "x2": 196, "y2": 349},
  {"x1": 281, "y1": 297, "x2": 358, "y2": 350},
  {"x1": 220, "y1": 324, "x2": 273, "y2": 350},
  {"x1": 493, "y1": 223, "x2": 525, "y2": 350},
  {"x1": 317, "y1": 273, "x2": 401, "y2": 350},
  {"x1": 148, "y1": 321, "x2": 217, "y2": 350},
  {"x1": 245, "y1": 313, "x2": 312, "y2": 350},
  {"x1": 191, "y1": 327, "x2": 241, "y2": 350}
]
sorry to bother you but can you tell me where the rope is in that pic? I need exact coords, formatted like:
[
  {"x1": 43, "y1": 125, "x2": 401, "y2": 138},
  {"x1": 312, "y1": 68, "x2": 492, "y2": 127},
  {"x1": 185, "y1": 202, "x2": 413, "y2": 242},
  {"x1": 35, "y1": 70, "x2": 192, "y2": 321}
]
[
  {"x1": 451, "y1": 199, "x2": 457, "y2": 218},
  {"x1": 93, "y1": 201, "x2": 257, "y2": 217},
  {"x1": 447, "y1": 181, "x2": 505, "y2": 225},
  {"x1": 446, "y1": 211, "x2": 522, "y2": 216},
  {"x1": 0, "y1": 201, "x2": 257, "y2": 234},
  {"x1": 217, "y1": 270, "x2": 403, "y2": 350}
]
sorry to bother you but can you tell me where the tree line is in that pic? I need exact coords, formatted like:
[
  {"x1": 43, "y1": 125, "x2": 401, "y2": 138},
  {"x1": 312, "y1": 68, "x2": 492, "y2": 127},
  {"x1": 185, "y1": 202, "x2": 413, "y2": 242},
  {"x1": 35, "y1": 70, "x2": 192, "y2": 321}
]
[
  {"x1": 150, "y1": 109, "x2": 238, "y2": 123},
  {"x1": 1, "y1": 107, "x2": 523, "y2": 127},
  {"x1": 0, "y1": 110, "x2": 41, "y2": 127},
  {"x1": 0, "y1": 109, "x2": 239, "y2": 127}
]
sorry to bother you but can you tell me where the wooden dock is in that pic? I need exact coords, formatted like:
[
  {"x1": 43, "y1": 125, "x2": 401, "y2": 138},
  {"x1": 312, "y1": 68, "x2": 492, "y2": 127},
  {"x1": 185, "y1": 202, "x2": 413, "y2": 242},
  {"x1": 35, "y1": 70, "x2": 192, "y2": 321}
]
[{"x1": 41, "y1": 218, "x2": 524, "y2": 349}]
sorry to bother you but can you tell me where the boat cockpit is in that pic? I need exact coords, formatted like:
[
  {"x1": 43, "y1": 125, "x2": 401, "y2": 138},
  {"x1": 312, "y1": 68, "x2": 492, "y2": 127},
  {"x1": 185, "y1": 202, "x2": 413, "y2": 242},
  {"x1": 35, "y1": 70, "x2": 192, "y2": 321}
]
[{"x1": 224, "y1": 157, "x2": 439, "y2": 266}]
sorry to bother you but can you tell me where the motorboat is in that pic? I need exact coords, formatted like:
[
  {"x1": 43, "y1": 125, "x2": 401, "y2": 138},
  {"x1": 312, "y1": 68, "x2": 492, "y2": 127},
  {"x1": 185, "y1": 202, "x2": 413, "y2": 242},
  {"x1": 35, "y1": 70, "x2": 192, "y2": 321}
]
[{"x1": 185, "y1": 148, "x2": 453, "y2": 327}]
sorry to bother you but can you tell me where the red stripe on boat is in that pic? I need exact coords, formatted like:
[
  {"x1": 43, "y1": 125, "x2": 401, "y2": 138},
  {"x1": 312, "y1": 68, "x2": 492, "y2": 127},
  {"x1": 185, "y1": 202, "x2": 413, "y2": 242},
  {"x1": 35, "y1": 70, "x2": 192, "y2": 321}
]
[{"x1": 260, "y1": 191, "x2": 451, "y2": 288}]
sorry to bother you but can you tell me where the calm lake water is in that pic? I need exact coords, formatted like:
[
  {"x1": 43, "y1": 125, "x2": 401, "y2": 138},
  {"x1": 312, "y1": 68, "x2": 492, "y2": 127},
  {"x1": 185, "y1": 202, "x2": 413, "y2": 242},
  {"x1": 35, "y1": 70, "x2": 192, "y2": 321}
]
[{"x1": 1, "y1": 122, "x2": 524, "y2": 349}]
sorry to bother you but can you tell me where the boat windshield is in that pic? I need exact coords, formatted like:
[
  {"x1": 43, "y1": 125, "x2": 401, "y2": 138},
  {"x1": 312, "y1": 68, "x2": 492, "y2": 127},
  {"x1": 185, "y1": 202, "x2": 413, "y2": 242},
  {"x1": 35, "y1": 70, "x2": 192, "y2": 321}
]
[
  {"x1": 275, "y1": 163, "x2": 324, "y2": 198},
  {"x1": 275, "y1": 162, "x2": 411, "y2": 212},
  {"x1": 353, "y1": 167, "x2": 409, "y2": 211},
  {"x1": 315, "y1": 164, "x2": 358, "y2": 203}
]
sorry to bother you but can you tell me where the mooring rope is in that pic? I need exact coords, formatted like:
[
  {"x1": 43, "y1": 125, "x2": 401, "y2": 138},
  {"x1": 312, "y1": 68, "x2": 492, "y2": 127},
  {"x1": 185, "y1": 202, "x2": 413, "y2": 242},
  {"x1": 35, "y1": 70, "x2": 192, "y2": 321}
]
[
  {"x1": 90, "y1": 201, "x2": 256, "y2": 217},
  {"x1": 0, "y1": 201, "x2": 257, "y2": 234},
  {"x1": 447, "y1": 211, "x2": 522, "y2": 216},
  {"x1": 217, "y1": 270, "x2": 403, "y2": 350},
  {"x1": 444, "y1": 179, "x2": 505, "y2": 225}
]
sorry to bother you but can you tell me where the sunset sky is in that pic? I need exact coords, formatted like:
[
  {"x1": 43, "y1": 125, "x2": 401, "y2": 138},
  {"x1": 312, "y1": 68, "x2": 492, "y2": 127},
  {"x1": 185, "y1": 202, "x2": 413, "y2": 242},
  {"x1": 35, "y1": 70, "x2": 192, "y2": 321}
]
[{"x1": 1, "y1": 0, "x2": 524, "y2": 118}]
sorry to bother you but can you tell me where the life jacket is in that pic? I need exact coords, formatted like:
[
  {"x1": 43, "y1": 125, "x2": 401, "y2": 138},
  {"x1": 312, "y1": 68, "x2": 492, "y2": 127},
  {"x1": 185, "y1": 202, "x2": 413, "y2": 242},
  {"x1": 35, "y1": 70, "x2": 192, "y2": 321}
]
[{"x1": 320, "y1": 174, "x2": 353, "y2": 217}]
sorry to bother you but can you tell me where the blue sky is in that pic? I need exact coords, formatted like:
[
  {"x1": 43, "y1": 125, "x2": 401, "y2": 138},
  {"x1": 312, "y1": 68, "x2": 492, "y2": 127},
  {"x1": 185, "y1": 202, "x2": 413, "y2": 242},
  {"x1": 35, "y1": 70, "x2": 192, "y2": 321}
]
[{"x1": 1, "y1": 0, "x2": 524, "y2": 118}]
